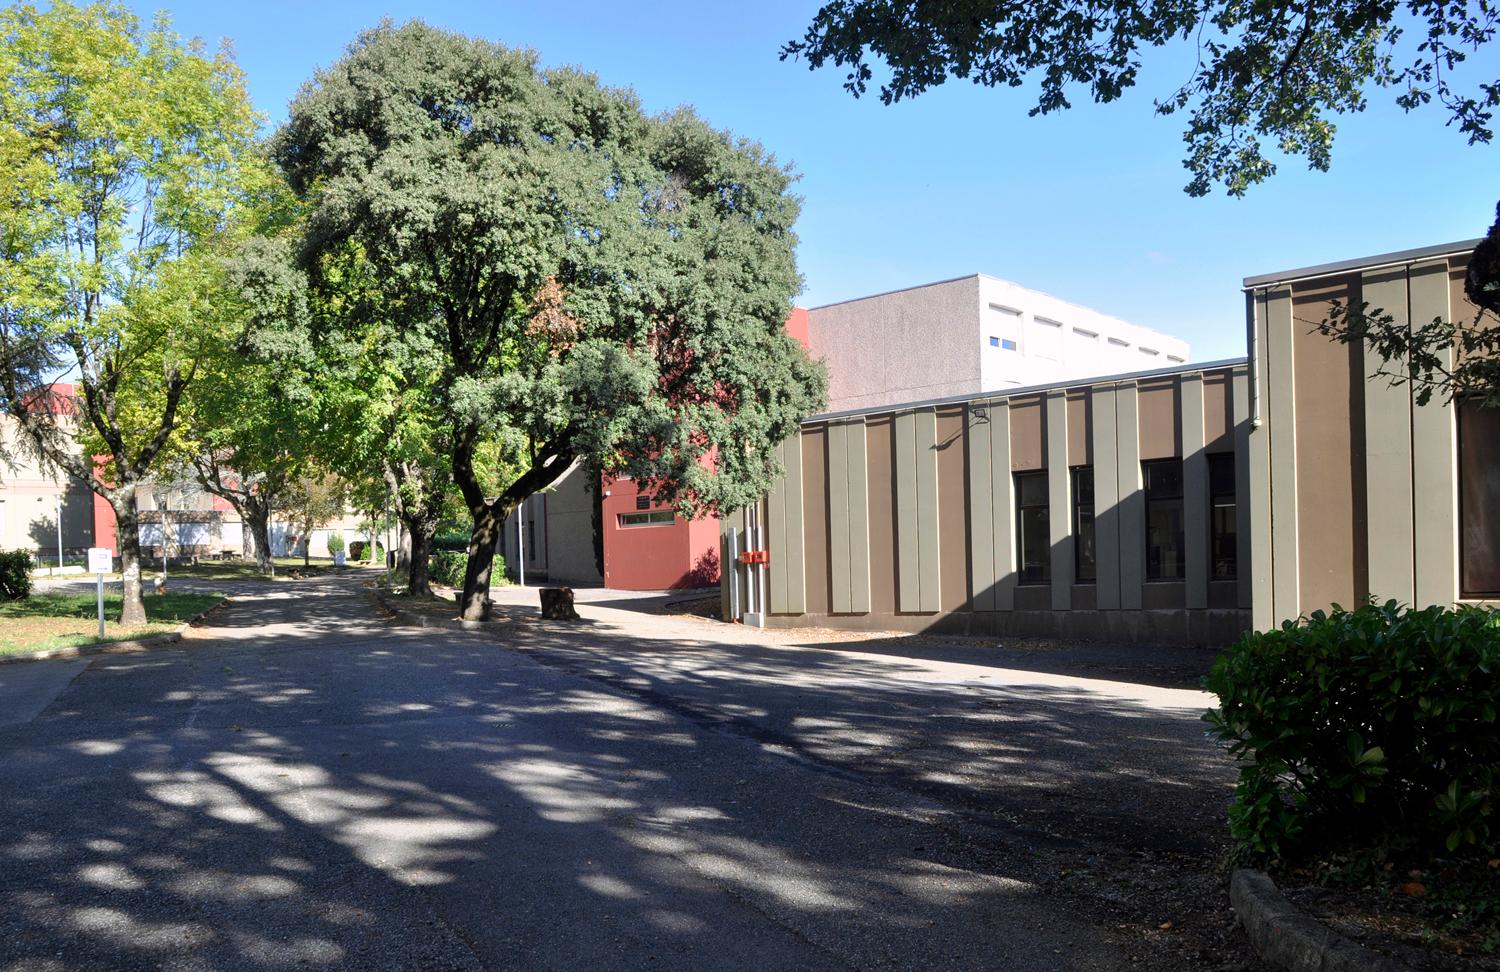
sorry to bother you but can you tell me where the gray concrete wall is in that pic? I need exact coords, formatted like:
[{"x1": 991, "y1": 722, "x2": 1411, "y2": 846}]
[{"x1": 808, "y1": 277, "x2": 982, "y2": 412}]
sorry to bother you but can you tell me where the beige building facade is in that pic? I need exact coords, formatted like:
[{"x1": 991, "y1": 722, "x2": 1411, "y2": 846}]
[{"x1": 724, "y1": 238, "x2": 1495, "y2": 645}]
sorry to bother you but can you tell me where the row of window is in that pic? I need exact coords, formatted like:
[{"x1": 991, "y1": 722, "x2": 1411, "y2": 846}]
[{"x1": 1014, "y1": 455, "x2": 1237, "y2": 586}]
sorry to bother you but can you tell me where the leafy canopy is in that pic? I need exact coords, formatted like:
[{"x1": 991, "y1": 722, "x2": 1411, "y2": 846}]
[
  {"x1": 274, "y1": 22, "x2": 825, "y2": 521},
  {"x1": 783, "y1": 0, "x2": 1499, "y2": 196}
]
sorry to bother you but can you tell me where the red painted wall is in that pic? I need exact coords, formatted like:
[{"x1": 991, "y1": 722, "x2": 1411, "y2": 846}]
[
  {"x1": 600, "y1": 477, "x2": 718, "y2": 590},
  {"x1": 595, "y1": 307, "x2": 809, "y2": 590},
  {"x1": 92, "y1": 490, "x2": 117, "y2": 555}
]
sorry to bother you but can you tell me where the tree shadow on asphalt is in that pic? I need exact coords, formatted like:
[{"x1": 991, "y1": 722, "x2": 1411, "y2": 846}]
[{"x1": 0, "y1": 603, "x2": 1236, "y2": 970}]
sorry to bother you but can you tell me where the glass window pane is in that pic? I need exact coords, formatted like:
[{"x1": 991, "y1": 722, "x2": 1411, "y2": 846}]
[
  {"x1": 1212, "y1": 502, "x2": 1237, "y2": 580},
  {"x1": 1015, "y1": 471, "x2": 1049, "y2": 585},
  {"x1": 1146, "y1": 496, "x2": 1185, "y2": 580},
  {"x1": 1460, "y1": 401, "x2": 1500, "y2": 596}
]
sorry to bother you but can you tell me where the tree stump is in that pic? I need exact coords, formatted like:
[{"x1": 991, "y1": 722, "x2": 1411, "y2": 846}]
[{"x1": 539, "y1": 587, "x2": 580, "y2": 620}]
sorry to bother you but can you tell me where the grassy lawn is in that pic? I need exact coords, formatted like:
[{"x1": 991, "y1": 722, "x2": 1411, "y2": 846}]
[{"x1": 0, "y1": 591, "x2": 224, "y2": 657}]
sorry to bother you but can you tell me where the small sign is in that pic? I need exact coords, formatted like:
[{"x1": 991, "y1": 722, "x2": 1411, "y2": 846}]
[{"x1": 87, "y1": 547, "x2": 112, "y2": 574}]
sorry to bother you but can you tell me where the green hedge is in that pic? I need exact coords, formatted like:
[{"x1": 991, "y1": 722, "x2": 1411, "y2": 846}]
[
  {"x1": 0, "y1": 550, "x2": 33, "y2": 600},
  {"x1": 1205, "y1": 601, "x2": 1500, "y2": 861},
  {"x1": 349, "y1": 540, "x2": 384, "y2": 562},
  {"x1": 432, "y1": 530, "x2": 469, "y2": 552},
  {"x1": 426, "y1": 551, "x2": 505, "y2": 588}
]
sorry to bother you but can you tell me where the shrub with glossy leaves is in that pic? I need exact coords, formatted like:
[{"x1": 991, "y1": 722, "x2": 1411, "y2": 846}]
[
  {"x1": 0, "y1": 550, "x2": 33, "y2": 600},
  {"x1": 1205, "y1": 601, "x2": 1500, "y2": 861}
]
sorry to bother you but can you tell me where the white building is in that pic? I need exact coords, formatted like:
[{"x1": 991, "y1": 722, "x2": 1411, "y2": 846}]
[{"x1": 807, "y1": 275, "x2": 1190, "y2": 412}]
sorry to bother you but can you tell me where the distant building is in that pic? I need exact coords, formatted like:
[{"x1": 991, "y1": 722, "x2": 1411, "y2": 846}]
[{"x1": 808, "y1": 275, "x2": 1190, "y2": 413}]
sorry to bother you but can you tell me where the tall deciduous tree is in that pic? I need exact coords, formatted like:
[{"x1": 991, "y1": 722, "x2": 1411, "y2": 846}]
[
  {"x1": 783, "y1": 0, "x2": 1497, "y2": 197},
  {"x1": 275, "y1": 23, "x2": 825, "y2": 620},
  {"x1": 0, "y1": 1, "x2": 261, "y2": 624},
  {"x1": 183, "y1": 236, "x2": 316, "y2": 576}
]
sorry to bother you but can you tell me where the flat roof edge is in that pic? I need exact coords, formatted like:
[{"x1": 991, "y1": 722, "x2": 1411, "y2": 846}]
[
  {"x1": 1243, "y1": 239, "x2": 1481, "y2": 289},
  {"x1": 808, "y1": 274, "x2": 980, "y2": 311},
  {"x1": 803, "y1": 356, "x2": 1249, "y2": 425}
]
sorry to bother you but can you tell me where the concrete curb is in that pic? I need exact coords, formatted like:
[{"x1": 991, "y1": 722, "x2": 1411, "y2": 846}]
[
  {"x1": 1230, "y1": 869, "x2": 1408, "y2": 972},
  {"x1": 370, "y1": 589, "x2": 517, "y2": 634},
  {"x1": 0, "y1": 597, "x2": 231, "y2": 667}
]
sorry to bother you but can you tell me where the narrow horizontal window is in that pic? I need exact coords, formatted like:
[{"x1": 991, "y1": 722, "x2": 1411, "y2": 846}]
[
  {"x1": 1034, "y1": 316, "x2": 1063, "y2": 328},
  {"x1": 1107, "y1": 337, "x2": 1130, "y2": 347},
  {"x1": 1167, "y1": 354, "x2": 1186, "y2": 363},
  {"x1": 1001, "y1": 338, "x2": 1017, "y2": 350},
  {"x1": 988, "y1": 303, "x2": 1022, "y2": 316},
  {"x1": 618, "y1": 510, "x2": 675, "y2": 527},
  {"x1": 1139, "y1": 347, "x2": 1160, "y2": 356},
  {"x1": 1072, "y1": 327, "x2": 1098, "y2": 339}
]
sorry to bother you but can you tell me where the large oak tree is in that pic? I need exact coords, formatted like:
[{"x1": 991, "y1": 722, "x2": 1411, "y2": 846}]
[{"x1": 274, "y1": 22, "x2": 825, "y2": 619}]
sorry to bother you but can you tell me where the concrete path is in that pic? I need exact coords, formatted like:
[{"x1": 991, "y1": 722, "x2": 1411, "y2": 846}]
[{"x1": 0, "y1": 575, "x2": 1239, "y2": 971}]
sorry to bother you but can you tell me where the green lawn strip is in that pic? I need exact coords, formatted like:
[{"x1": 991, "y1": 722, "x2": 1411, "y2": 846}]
[{"x1": 0, "y1": 591, "x2": 224, "y2": 657}]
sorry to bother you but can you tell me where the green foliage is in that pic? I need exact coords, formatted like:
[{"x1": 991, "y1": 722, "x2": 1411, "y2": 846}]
[
  {"x1": 325, "y1": 533, "x2": 345, "y2": 555},
  {"x1": 427, "y1": 550, "x2": 506, "y2": 588},
  {"x1": 432, "y1": 530, "x2": 470, "y2": 553},
  {"x1": 0, "y1": 0, "x2": 264, "y2": 624},
  {"x1": 1319, "y1": 205, "x2": 1500, "y2": 408},
  {"x1": 274, "y1": 21, "x2": 826, "y2": 547},
  {"x1": 348, "y1": 540, "x2": 383, "y2": 562},
  {"x1": 427, "y1": 551, "x2": 468, "y2": 588},
  {"x1": 0, "y1": 550, "x2": 33, "y2": 600},
  {"x1": 1205, "y1": 601, "x2": 1500, "y2": 861},
  {"x1": 783, "y1": 0, "x2": 1498, "y2": 196}
]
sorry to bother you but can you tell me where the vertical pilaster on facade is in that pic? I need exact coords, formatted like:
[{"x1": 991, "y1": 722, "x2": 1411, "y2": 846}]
[
  {"x1": 895, "y1": 410, "x2": 919, "y2": 612},
  {"x1": 1045, "y1": 391, "x2": 1072, "y2": 610},
  {"x1": 914, "y1": 407, "x2": 942, "y2": 612},
  {"x1": 1265, "y1": 287, "x2": 1300, "y2": 625},
  {"x1": 845, "y1": 419, "x2": 871, "y2": 613},
  {"x1": 968, "y1": 402, "x2": 996, "y2": 611},
  {"x1": 1092, "y1": 384, "x2": 1121, "y2": 609},
  {"x1": 895, "y1": 408, "x2": 940, "y2": 613},
  {"x1": 767, "y1": 435, "x2": 806, "y2": 615},
  {"x1": 1409, "y1": 259, "x2": 1459, "y2": 607},
  {"x1": 1115, "y1": 382, "x2": 1144, "y2": 610},
  {"x1": 991, "y1": 400, "x2": 1017, "y2": 610},
  {"x1": 1181, "y1": 372, "x2": 1209, "y2": 609},
  {"x1": 1232, "y1": 366, "x2": 1254, "y2": 611},
  {"x1": 828, "y1": 420, "x2": 876, "y2": 612},
  {"x1": 1360, "y1": 267, "x2": 1416, "y2": 606},
  {"x1": 828, "y1": 421, "x2": 852, "y2": 613},
  {"x1": 1247, "y1": 294, "x2": 1275, "y2": 629}
]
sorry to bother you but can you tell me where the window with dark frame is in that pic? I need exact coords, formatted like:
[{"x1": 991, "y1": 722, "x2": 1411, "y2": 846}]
[
  {"x1": 1015, "y1": 471, "x2": 1049, "y2": 585},
  {"x1": 1459, "y1": 400, "x2": 1500, "y2": 597},
  {"x1": 1072, "y1": 467, "x2": 1096, "y2": 583},
  {"x1": 1143, "y1": 459, "x2": 1185, "y2": 580},
  {"x1": 1208, "y1": 453, "x2": 1237, "y2": 580},
  {"x1": 635, "y1": 494, "x2": 651, "y2": 510},
  {"x1": 618, "y1": 510, "x2": 675, "y2": 528}
]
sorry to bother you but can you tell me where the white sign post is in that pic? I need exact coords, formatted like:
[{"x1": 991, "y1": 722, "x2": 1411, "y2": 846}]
[{"x1": 87, "y1": 547, "x2": 111, "y2": 639}]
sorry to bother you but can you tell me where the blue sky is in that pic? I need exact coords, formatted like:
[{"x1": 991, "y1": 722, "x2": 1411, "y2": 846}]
[{"x1": 135, "y1": 0, "x2": 1496, "y2": 362}]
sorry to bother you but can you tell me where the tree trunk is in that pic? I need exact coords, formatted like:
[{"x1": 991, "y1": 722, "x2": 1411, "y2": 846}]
[
  {"x1": 302, "y1": 527, "x2": 310, "y2": 567},
  {"x1": 367, "y1": 511, "x2": 380, "y2": 565},
  {"x1": 245, "y1": 502, "x2": 273, "y2": 577},
  {"x1": 408, "y1": 520, "x2": 434, "y2": 597},
  {"x1": 460, "y1": 501, "x2": 506, "y2": 621},
  {"x1": 111, "y1": 490, "x2": 147, "y2": 627},
  {"x1": 396, "y1": 521, "x2": 411, "y2": 579}
]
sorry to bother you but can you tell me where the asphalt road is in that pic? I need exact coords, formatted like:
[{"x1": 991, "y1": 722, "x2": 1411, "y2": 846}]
[{"x1": 0, "y1": 574, "x2": 1243, "y2": 971}]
